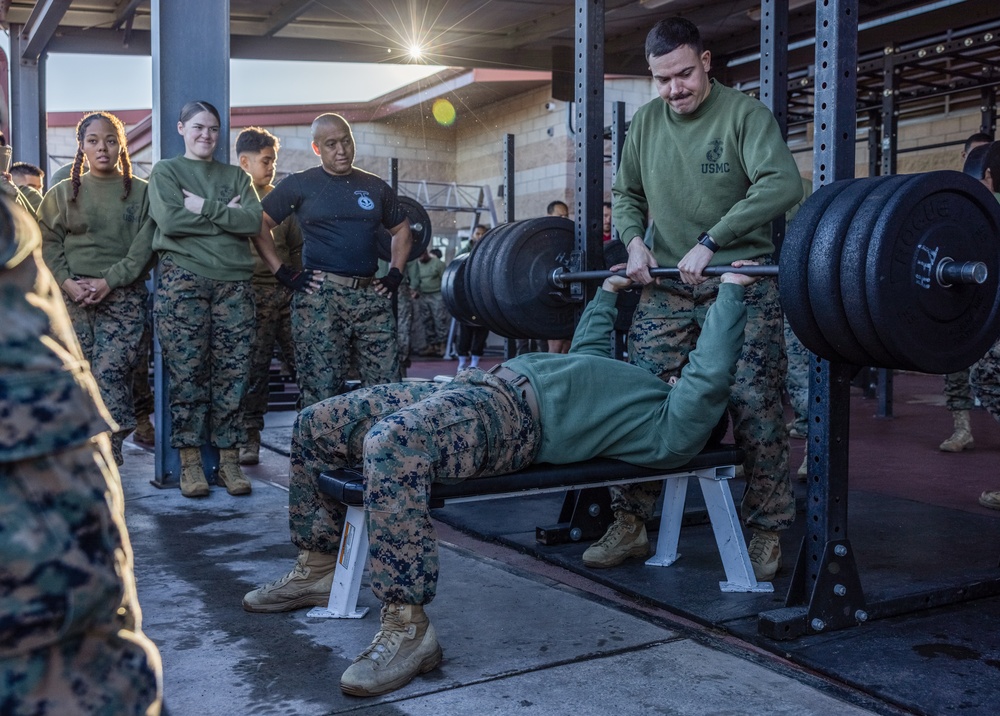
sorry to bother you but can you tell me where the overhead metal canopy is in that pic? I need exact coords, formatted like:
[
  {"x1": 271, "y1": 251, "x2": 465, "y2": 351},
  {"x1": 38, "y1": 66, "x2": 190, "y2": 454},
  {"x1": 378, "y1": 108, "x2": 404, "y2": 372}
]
[{"x1": 3, "y1": 0, "x2": 999, "y2": 86}]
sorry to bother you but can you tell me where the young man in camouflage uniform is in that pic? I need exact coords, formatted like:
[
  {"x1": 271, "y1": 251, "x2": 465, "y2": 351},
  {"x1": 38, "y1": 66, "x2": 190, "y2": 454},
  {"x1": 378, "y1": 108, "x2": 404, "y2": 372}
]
[
  {"x1": 412, "y1": 248, "x2": 448, "y2": 357},
  {"x1": 963, "y1": 142, "x2": 1000, "y2": 509},
  {"x1": 0, "y1": 197, "x2": 164, "y2": 714},
  {"x1": 253, "y1": 113, "x2": 412, "y2": 408},
  {"x1": 236, "y1": 127, "x2": 303, "y2": 465},
  {"x1": 608, "y1": 18, "x2": 802, "y2": 581},
  {"x1": 244, "y1": 261, "x2": 758, "y2": 697},
  {"x1": 937, "y1": 133, "x2": 994, "y2": 454}
]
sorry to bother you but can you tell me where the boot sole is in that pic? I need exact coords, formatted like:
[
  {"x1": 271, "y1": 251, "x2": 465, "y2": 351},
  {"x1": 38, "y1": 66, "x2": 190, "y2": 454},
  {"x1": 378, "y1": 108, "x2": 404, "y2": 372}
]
[
  {"x1": 181, "y1": 487, "x2": 210, "y2": 498},
  {"x1": 340, "y1": 644, "x2": 443, "y2": 697},
  {"x1": 242, "y1": 593, "x2": 330, "y2": 613},
  {"x1": 939, "y1": 443, "x2": 974, "y2": 452},
  {"x1": 582, "y1": 544, "x2": 650, "y2": 569}
]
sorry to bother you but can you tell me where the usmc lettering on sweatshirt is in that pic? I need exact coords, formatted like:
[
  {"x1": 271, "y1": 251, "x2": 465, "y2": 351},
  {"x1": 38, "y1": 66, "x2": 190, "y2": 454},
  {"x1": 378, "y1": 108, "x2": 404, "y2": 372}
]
[
  {"x1": 355, "y1": 190, "x2": 375, "y2": 210},
  {"x1": 702, "y1": 139, "x2": 730, "y2": 174}
]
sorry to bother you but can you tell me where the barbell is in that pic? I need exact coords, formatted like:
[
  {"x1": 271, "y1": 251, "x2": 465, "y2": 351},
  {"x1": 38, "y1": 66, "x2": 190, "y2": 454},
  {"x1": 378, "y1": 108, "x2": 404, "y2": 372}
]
[{"x1": 441, "y1": 170, "x2": 1000, "y2": 374}]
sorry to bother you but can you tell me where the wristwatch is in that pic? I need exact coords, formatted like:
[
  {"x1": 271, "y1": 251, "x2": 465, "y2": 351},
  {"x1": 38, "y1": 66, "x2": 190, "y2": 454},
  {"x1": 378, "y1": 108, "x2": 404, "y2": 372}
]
[{"x1": 697, "y1": 232, "x2": 719, "y2": 253}]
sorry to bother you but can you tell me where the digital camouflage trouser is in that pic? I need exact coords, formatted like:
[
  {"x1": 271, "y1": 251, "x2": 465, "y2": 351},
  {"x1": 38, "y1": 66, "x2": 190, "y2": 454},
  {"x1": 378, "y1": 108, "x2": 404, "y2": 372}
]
[
  {"x1": 415, "y1": 291, "x2": 450, "y2": 348},
  {"x1": 620, "y1": 276, "x2": 794, "y2": 532},
  {"x1": 287, "y1": 371, "x2": 539, "y2": 605},
  {"x1": 943, "y1": 368, "x2": 975, "y2": 412},
  {"x1": 132, "y1": 313, "x2": 154, "y2": 421},
  {"x1": 0, "y1": 434, "x2": 163, "y2": 715},
  {"x1": 396, "y1": 287, "x2": 413, "y2": 364},
  {"x1": 971, "y1": 340, "x2": 1000, "y2": 422},
  {"x1": 291, "y1": 279, "x2": 399, "y2": 408},
  {"x1": 245, "y1": 282, "x2": 297, "y2": 431},
  {"x1": 784, "y1": 317, "x2": 810, "y2": 434},
  {"x1": 65, "y1": 281, "x2": 147, "y2": 465},
  {"x1": 154, "y1": 258, "x2": 253, "y2": 449}
]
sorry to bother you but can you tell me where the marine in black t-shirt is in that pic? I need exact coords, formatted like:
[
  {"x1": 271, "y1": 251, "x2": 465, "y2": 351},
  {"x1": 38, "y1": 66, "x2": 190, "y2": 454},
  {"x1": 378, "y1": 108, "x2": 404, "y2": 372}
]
[{"x1": 263, "y1": 166, "x2": 404, "y2": 277}]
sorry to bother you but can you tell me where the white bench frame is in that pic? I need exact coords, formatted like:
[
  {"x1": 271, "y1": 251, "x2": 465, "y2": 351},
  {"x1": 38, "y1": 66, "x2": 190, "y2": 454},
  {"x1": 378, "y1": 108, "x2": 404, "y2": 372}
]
[{"x1": 308, "y1": 461, "x2": 772, "y2": 620}]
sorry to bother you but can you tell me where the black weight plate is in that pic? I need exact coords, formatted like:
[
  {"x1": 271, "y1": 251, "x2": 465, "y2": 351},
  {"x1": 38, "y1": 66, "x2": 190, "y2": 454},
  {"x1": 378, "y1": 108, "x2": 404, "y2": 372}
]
[
  {"x1": 468, "y1": 223, "x2": 523, "y2": 338},
  {"x1": 809, "y1": 176, "x2": 897, "y2": 366},
  {"x1": 839, "y1": 174, "x2": 916, "y2": 368},
  {"x1": 779, "y1": 179, "x2": 856, "y2": 363},
  {"x1": 866, "y1": 170, "x2": 1000, "y2": 374},
  {"x1": 441, "y1": 253, "x2": 483, "y2": 327},
  {"x1": 491, "y1": 216, "x2": 578, "y2": 339},
  {"x1": 376, "y1": 196, "x2": 433, "y2": 262}
]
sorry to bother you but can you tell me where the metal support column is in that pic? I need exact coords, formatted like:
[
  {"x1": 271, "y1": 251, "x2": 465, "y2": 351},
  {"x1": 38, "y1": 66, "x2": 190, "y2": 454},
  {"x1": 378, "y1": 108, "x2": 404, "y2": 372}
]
[
  {"x1": 7, "y1": 25, "x2": 47, "y2": 169},
  {"x1": 876, "y1": 48, "x2": 900, "y2": 418},
  {"x1": 758, "y1": 0, "x2": 789, "y2": 256},
  {"x1": 573, "y1": 0, "x2": 605, "y2": 274},
  {"x1": 150, "y1": 0, "x2": 232, "y2": 487},
  {"x1": 981, "y1": 87, "x2": 997, "y2": 137},
  {"x1": 759, "y1": 0, "x2": 866, "y2": 640},
  {"x1": 389, "y1": 157, "x2": 398, "y2": 193},
  {"x1": 502, "y1": 133, "x2": 516, "y2": 360}
]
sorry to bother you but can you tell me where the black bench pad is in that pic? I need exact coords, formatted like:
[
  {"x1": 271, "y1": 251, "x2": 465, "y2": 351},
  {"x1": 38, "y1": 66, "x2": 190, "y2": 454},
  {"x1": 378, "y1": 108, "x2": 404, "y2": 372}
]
[{"x1": 318, "y1": 447, "x2": 744, "y2": 507}]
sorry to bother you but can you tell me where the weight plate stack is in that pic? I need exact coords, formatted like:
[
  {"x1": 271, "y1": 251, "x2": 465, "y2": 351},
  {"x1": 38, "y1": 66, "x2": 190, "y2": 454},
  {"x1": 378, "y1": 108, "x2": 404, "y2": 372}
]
[
  {"x1": 865, "y1": 170, "x2": 1000, "y2": 374},
  {"x1": 780, "y1": 179, "x2": 856, "y2": 363}
]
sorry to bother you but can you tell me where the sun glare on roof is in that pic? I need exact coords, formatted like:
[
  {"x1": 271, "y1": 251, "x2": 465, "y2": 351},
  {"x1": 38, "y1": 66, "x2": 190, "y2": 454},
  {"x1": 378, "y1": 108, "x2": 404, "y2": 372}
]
[{"x1": 408, "y1": 44, "x2": 424, "y2": 60}]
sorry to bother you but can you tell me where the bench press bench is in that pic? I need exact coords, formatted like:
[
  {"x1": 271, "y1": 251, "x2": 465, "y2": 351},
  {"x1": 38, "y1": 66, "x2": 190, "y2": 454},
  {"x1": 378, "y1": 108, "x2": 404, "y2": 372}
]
[{"x1": 309, "y1": 446, "x2": 771, "y2": 620}]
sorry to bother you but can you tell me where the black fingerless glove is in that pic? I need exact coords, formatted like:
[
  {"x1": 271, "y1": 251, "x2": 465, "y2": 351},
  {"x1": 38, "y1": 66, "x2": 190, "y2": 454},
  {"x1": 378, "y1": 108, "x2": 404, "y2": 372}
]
[
  {"x1": 376, "y1": 267, "x2": 403, "y2": 293},
  {"x1": 275, "y1": 264, "x2": 310, "y2": 291}
]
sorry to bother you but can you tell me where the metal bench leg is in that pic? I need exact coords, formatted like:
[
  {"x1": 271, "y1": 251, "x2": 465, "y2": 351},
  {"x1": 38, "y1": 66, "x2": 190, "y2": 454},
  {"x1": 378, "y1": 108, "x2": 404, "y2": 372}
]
[
  {"x1": 645, "y1": 475, "x2": 688, "y2": 567},
  {"x1": 307, "y1": 505, "x2": 371, "y2": 619},
  {"x1": 698, "y1": 467, "x2": 773, "y2": 593}
]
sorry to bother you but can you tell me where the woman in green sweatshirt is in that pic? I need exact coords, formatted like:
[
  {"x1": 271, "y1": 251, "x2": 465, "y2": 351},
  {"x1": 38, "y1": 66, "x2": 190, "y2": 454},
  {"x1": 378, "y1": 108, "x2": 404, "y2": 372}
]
[
  {"x1": 39, "y1": 111, "x2": 155, "y2": 466},
  {"x1": 148, "y1": 100, "x2": 263, "y2": 499}
]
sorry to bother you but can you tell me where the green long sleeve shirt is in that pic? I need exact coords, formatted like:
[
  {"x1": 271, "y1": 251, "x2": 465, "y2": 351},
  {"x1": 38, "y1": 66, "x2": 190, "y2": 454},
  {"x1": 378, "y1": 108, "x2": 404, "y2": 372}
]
[
  {"x1": 415, "y1": 256, "x2": 445, "y2": 293},
  {"x1": 148, "y1": 156, "x2": 263, "y2": 281},
  {"x1": 506, "y1": 282, "x2": 745, "y2": 468},
  {"x1": 613, "y1": 80, "x2": 802, "y2": 268},
  {"x1": 38, "y1": 174, "x2": 155, "y2": 289}
]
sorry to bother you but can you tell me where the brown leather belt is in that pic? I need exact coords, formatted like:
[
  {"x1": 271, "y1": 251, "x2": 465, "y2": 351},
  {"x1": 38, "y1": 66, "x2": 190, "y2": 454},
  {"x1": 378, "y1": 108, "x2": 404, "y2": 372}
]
[
  {"x1": 489, "y1": 365, "x2": 540, "y2": 424},
  {"x1": 324, "y1": 272, "x2": 374, "y2": 289}
]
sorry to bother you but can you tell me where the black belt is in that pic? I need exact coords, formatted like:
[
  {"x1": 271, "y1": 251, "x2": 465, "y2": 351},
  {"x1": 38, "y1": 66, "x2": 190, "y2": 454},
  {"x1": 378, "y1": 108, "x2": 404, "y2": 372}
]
[{"x1": 489, "y1": 365, "x2": 540, "y2": 424}]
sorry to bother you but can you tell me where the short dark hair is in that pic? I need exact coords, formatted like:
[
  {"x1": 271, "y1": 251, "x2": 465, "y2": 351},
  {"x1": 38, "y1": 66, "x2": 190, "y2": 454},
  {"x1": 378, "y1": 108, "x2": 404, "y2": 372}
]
[
  {"x1": 474, "y1": 224, "x2": 489, "y2": 232},
  {"x1": 603, "y1": 201, "x2": 612, "y2": 209},
  {"x1": 546, "y1": 200, "x2": 569, "y2": 215},
  {"x1": 10, "y1": 162, "x2": 43, "y2": 179},
  {"x1": 236, "y1": 126, "x2": 279, "y2": 155},
  {"x1": 965, "y1": 133, "x2": 994, "y2": 153},
  {"x1": 964, "y1": 142, "x2": 1000, "y2": 192},
  {"x1": 430, "y1": 248, "x2": 442, "y2": 258},
  {"x1": 645, "y1": 17, "x2": 702, "y2": 59}
]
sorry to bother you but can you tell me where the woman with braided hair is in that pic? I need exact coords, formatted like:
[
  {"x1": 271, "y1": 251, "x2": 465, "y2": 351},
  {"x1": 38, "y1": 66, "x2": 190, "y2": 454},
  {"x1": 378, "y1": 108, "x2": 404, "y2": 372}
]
[{"x1": 39, "y1": 111, "x2": 155, "y2": 466}]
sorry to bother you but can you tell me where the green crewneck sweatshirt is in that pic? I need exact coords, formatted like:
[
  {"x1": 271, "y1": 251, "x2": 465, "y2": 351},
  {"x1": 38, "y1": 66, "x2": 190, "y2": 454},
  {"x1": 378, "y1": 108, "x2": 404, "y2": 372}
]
[
  {"x1": 39, "y1": 174, "x2": 155, "y2": 289},
  {"x1": 148, "y1": 156, "x2": 263, "y2": 280},
  {"x1": 415, "y1": 255, "x2": 445, "y2": 293},
  {"x1": 506, "y1": 282, "x2": 745, "y2": 468},
  {"x1": 613, "y1": 80, "x2": 802, "y2": 268}
]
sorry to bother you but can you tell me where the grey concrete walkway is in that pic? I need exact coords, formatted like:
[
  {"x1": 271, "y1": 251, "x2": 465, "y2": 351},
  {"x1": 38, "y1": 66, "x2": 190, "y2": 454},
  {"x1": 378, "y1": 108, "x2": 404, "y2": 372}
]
[{"x1": 118, "y1": 421, "x2": 897, "y2": 716}]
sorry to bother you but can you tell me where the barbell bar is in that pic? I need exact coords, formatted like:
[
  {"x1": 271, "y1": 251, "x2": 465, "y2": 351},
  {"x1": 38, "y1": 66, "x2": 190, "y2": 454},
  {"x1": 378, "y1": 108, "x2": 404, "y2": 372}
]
[{"x1": 445, "y1": 171, "x2": 1000, "y2": 373}]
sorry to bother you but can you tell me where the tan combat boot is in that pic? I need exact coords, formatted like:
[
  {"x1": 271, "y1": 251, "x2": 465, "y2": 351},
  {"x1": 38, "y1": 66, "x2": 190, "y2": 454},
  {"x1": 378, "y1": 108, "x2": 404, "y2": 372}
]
[
  {"x1": 748, "y1": 530, "x2": 782, "y2": 582},
  {"x1": 179, "y1": 447, "x2": 210, "y2": 498},
  {"x1": 132, "y1": 414, "x2": 155, "y2": 445},
  {"x1": 242, "y1": 549, "x2": 337, "y2": 612},
  {"x1": 939, "y1": 410, "x2": 974, "y2": 452},
  {"x1": 239, "y1": 429, "x2": 260, "y2": 465},
  {"x1": 340, "y1": 604, "x2": 443, "y2": 697},
  {"x1": 581, "y1": 510, "x2": 650, "y2": 568},
  {"x1": 217, "y1": 448, "x2": 252, "y2": 496}
]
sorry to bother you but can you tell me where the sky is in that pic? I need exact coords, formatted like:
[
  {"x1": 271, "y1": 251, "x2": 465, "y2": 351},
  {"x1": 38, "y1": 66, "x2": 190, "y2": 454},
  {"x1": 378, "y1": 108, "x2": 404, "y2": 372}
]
[{"x1": 36, "y1": 52, "x2": 448, "y2": 112}]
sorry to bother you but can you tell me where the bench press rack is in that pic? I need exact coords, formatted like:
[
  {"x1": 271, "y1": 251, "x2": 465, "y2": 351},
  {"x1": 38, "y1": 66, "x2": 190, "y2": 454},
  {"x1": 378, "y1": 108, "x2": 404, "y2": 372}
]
[{"x1": 308, "y1": 446, "x2": 773, "y2": 620}]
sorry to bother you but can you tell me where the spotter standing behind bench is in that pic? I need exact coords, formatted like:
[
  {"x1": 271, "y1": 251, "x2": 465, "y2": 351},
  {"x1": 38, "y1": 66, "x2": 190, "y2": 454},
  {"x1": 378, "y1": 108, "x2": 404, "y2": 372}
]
[{"x1": 245, "y1": 261, "x2": 759, "y2": 696}]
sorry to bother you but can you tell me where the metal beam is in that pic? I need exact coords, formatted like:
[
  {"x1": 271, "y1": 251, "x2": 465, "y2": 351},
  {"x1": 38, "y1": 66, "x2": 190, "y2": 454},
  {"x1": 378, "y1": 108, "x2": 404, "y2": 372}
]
[
  {"x1": 263, "y1": 0, "x2": 316, "y2": 37},
  {"x1": 112, "y1": 0, "x2": 146, "y2": 30},
  {"x1": 8, "y1": 24, "x2": 47, "y2": 170},
  {"x1": 20, "y1": 0, "x2": 72, "y2": 60}
]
